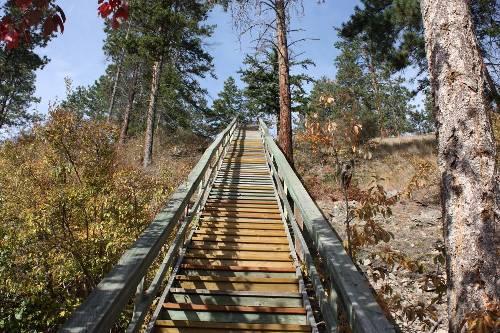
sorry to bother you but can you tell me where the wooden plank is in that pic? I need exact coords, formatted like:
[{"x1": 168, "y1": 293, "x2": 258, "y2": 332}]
[
  {"x1": 176, "y1": 271, "x2": 296, "y2": 283},
  {"x1": 195, "y1": 228, "x2": 285, "y2": 237},
  {"x1": 200, "y1": 222, "x2": 284, "y2": 230},
  {"x1": 154, "y1": 320, "x2": 311, "y2": 332},
  {"x1": 162, "y1": 303, "x2": 306, "y2": 314},
  {"x1": 179, "y1": 264, "x2": 295, "y2": 272},
  {"x1": 212, "y1": 184, "x2": 274, "y2": 192},
  {"x1": 203, "y1": 207, "x2": 280, "y2": 214},
  {"x1": 201, "y1": 212, "x2": 282, "y2": 219},
  {"x1": 175, "y1": 281, "x2": 298, "y2": 293},
  {"x1": 210, "y1": 189, "x2": 276, "y2": 194},
  {"x1": 184, "y1": 250, "x2": 291, "y2": 261},
  {"x1": 154, "y1": 327, "x2": 309, "y2": 332},
  {"x1": 188, "y1": 242, "x2": 290, "y2": 251},
  {"x1": 169, "y1": 289, "x2": 303, "y2": 308},
  {"x1": 200, "y1": 217, "x2": 282, "y2": 223},
  {"x1": 182, "y1": 258, "x2": 294, "y2": 268},
  {"x1": 158, "y1": 310, "x2": 306, "y2": 324},
  {"x1": 190, "y1": 235, "x2": 289, "y2": 244},
  {"x1": 205, "y1": 203, "x2": 279, "y2": 209},
  {"x1": 213, "y1": 181, "x2": 273, "y2": 186},
  {"x1": 205, "y1": 199, "x2": 278, "y2": 206},
  {"x1": 207, "y1": 194, "x2": 276, "y2": 200}
]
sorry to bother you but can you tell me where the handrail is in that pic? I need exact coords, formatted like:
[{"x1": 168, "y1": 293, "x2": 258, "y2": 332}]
[
  {"x1": 61, "y1": 119, "x2": 238, "y2": 333},
  {"x1": 259, "y1": 119, "x2": 395, "y2": 333}
]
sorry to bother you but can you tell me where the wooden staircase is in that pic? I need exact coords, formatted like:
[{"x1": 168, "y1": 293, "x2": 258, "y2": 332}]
[{"x1": 151, "y1": 128, "x2": 314, "y2": 332}]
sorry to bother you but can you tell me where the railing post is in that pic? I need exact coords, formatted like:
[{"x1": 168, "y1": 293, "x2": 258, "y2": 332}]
[{"x1": 131, "y1": 277, "x2": 145, "y2": 323}]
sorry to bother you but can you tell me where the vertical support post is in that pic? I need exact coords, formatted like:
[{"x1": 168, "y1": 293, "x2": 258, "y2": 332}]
[
  {"x1": 131, "y1": 277, "x2": 145, "y2": 323},
  {"x1": 294, "y1": 205, "x2": 304, "y2": 231}
]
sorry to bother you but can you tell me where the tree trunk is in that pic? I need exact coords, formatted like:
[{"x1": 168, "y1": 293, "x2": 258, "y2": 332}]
[
  {"x1": 365, "y1": 48, "x2": 384, "y2": 137},
  {"x1": 108, "y1": 25, "x2": 130, "y2": 121},
  {"x1": 119, "y1": 68, "x2": 139, "y2": 145},
  {"x1": 421, "y1": 1, "x2": 499, "y2": 331},
  {"x1": 275, "y1": 0, "x2": 293, "y2": 164},
  {"x1": 143, "y1": 58, "x2": 163, "y2": 168}
]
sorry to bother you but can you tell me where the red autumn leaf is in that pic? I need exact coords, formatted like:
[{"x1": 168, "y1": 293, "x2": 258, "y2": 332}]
[
  {"x1": 98, "y1": 3, "x2": 113, "y2": 18},
  {"x1": 110, "y1": 0, "x2": 121, "y2": 8},
  {"x1": 52, "y1": 14, "x2": 64, "y2": 33},
  {"x1": 42, "y1": 15, "x2": 55, "y2": 36},
  {"x1": 4, "y1": 29, "x2": 20, "y2": 49},
  {"x1": 114, "y1": 5, "x2": 128, "y2": 20}
]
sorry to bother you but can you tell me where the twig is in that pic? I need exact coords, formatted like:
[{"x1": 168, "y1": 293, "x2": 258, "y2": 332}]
[{"x1": 428, "y1": 318, "x2": 443, "y2": 333}]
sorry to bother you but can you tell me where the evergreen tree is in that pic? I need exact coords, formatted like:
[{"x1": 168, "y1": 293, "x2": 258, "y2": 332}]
[
  {"x1": 0, "y1": 1, "x2": 52, "y2": 130},
  {"x1": 340, "y1": 0, "x2": 499, "y2": 103},
  {"x1": 239, "y1": 48, "x2": 314, "y2": 127},
  {"x1": 205, "y1": 76, "x2": 245, "y2": 134},
  {"x1": 127, "y1": 0, "x2": 214, "y2": 167}
]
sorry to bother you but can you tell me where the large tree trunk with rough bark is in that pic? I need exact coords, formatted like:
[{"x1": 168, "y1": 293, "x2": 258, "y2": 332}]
[
  {"x1": 143, "y1": 58, "x2": 163, "y2": 168},
  {"x1": 119, "y1": 68, "x2": 139, "y2": 145},
  {"x1": 421, "y1": 1, "x2": 499, "y2": 331},
  {"x1": 275, "y1": 0, "x2": 293, "y2": 164}
]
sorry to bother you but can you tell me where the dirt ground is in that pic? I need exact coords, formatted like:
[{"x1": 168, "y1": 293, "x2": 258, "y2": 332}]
[{"x1": 295, "y1": 140, "x2": 448, "y2": 333}]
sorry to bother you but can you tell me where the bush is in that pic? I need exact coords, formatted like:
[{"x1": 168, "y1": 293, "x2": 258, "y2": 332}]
[{"x1": 0, "y1": 110, "x2": 188, "y2": 331}]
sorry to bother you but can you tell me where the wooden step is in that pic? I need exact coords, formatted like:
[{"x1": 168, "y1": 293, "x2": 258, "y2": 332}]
[
  {"x1": 169, "y1": 288, "x2": 304, "y2": 307},
  {"x1": 194, "y1": 228, "x2": 286, "y2": 237},
  {"x1": 180, "y1": 264, "x2": 296, "y2": 272},
  {"x1": 188, "y1": 242, "x2": 290, "y2": 251},
  {"x1": 200, "y1": 217, "x2": 282, "y2": 223},
  {"x1": 200, "y1": 222, "x2": 284, "y2": 230},
  {"x1": 201, "y1": 212, "x2": 282, "y2": 219},
  {"x1": 191, "y1": 235, "x2": 289, "y2": 244},
  {"x1": 205, "y1": 199, "x2": 278, "y2": 206},
  {"x1": 205, "y1": 202, "x2": 279, "y2": 209},
  {"x1": 154, "y1": 320, "x2": 311, "y2": 332},
  {"x1": 174, "y1": 276, "x2": 299, "y2": 292},
  {"x1": 163, "y1": 303, "x2": 306, "y2": 314},
  {"x1": 211, "y1": 185, "x2": 275, "y2": 190},
  {"x1": 182, "y1": 258, "x2": 294, "y2": 268},
  {"x1": 185, "y1": 249, "x2": 291, "y2": 261},
  {"x1": 159, "y1": 304, "x2": 306, "y2": 325},
  {"x1": 203, "y1": 207, "x2": 280, "y2": 214}
]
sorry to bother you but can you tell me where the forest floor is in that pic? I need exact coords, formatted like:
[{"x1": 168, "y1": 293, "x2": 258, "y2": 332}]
[{"x1": 294, "y1": 136, "x2": 447, "y2": 333}]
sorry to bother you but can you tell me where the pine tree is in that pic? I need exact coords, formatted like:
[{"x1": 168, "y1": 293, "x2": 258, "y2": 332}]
[
  {"x1": 239, "y1": 48, "x2": 313, "y2": 131},
  {"x1": 206, "y1": 76, "x2": 245, "y2": 133},
  {"x1": 0, "y1": 1, "x2": 51, "y2": 130},
  {"x1": 340, "y1": 0, "x2": 499, "y2": 104},
  {"x1": 131, "y1": 0, "x2": 214, "y2": 167}
]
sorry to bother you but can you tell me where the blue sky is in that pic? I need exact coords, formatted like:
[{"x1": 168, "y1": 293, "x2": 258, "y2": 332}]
[{"x1": 34, "y1": 0, "x2": 364, "y2": 113}]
